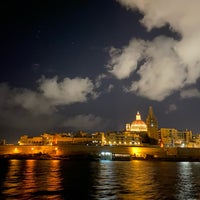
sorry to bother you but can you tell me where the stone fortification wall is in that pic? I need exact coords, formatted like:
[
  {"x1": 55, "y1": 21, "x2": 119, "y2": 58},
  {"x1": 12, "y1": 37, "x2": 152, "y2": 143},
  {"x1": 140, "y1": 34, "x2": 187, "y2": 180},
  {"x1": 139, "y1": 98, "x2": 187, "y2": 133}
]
[
  {"x1": 0, "y1": 145, "x2": 166, "y2": 157},
  {"x1": 1, "y1": 145, "x2": 200, "y2": 160},
  {"x1": 177, "y1": 147, "x2": 200, "y2": 158},
  {"x1": 56, "y1": 145, "x2": 167, "y2": 158},
  {"x1": 0, "y1": 145, "x2": 56, "y2": 155}
]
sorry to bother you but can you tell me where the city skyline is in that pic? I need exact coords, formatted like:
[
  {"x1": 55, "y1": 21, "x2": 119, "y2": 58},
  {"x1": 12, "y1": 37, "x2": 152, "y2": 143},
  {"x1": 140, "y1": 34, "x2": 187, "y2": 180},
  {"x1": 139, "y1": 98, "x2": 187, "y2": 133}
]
[{"x1": 1, "y1": 0, "x2": 200, "y2": 143}]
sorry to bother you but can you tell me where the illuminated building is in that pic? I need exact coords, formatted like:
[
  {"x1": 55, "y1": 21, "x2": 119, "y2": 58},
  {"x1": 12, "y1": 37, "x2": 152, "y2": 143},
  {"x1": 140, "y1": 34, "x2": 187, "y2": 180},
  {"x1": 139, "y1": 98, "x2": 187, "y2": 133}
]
[
  {"x1": 126, "y1": 111, "x2": 147, "y2": 132},
  {"x1": 0, "y1": 139, "x2": 6, "y2": 145},
  {"x1": 191, "y1": 134, "x2": 200, "y2": 147},
  {"x1": 18, "y1": 135, "x2": 44, "y2": 145},
  {"x1": 146, "y1": 106, "x2": 159, "y2": 143},
  {"x1": 18, "y1": 132, "x2": 105, "y2": 146},
  {"x1": 160, "y1": 128, "x2": 192, "y2": 147},
  {"x1": 104, "y1": 131, "x2": 141, "y2": 146},
  {"x1": 17, "y1": 107, "x2": 195, "y2": 148},
  {"x1": 18, "y1": 134, "x2": 55, "y2": 146},
  {"x1": 125, "y1": 111, "x2": 148, "y2": 143}
]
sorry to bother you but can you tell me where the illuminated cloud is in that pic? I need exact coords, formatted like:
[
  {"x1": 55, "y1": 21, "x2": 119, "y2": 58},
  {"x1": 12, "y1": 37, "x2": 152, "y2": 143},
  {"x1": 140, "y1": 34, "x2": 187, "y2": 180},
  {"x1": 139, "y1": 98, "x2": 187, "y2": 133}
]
[
  {"x1": 62, "y1": 114, "x2": 104, "y2": 130},
  {"x1": 0, "y1": 76, "x2": 97, "y2": 115},
  {"x1": 0, "y1": 83, "x2": 62, "y2": 139},
  {"x1": 14, "y1": 89, "x2": 55, "y2": 115},
  {"x1": 109, "y1": 0, "x2": 200, "y2": 101},
  {"x1": 107, "y1": 84, "x2": 114, "y2": 93},
  {"x1": 125, "y1": 36, "x2": 185, "y2": 101},
  {"x1": 0, "y1": 78, "x2": 101, "y2": 140},
  {"x1": 95, "y1": 73, "x2": 107, "y2": 88},
  {"x1": 38, "y1": 76, "x2": 97, "y2": 106},
  {"x1": 180, "y1": 88, "x2": 200, "y2": 99},
  {"x1": 166, "y1": 104, "x2": 177, "y2": 114},
  {"x1": 107, "y1": 40, "x2": 146, "y2": 79},
  {"x1": 94, "y1": 74, "x2": 114, "y2": 95}
]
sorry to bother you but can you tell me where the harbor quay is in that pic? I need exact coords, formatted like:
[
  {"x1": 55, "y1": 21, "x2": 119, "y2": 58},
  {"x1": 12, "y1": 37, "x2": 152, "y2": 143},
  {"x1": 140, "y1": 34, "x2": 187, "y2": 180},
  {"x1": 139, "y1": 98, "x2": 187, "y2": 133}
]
[{"x1": 1, "y1": 144, "x2": 200, "y2": 161}]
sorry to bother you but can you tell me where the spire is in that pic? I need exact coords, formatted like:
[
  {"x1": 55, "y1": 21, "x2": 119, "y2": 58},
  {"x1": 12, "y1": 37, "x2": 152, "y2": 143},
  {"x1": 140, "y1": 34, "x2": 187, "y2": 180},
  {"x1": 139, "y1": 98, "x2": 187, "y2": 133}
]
[{"x1": 148, "y1": 106, "x2": 153, "y2": 117}]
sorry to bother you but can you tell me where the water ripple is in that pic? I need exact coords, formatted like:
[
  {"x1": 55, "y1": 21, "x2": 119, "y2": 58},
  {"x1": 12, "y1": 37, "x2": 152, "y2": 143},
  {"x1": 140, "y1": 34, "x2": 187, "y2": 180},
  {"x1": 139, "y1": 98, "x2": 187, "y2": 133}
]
[{"x1": 1, "y1": 160, "x2": 200, "y2": 199}]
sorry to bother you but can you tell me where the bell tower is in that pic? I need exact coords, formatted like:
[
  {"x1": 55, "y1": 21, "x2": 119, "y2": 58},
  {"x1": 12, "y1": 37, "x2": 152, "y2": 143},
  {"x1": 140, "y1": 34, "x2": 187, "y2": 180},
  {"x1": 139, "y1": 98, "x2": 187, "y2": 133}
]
[{"x1": 146, "y1": 106, "x2": 159, "y2": 142}]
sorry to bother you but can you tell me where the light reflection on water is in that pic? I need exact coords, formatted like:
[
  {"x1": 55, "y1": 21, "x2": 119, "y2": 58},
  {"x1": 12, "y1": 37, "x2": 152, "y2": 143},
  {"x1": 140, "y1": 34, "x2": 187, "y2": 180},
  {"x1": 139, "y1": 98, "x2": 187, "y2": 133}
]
[
  {"x1": 1, "y1": 160, "x2": 200, "y2": 199},
  {"x1": 93, "y1": 161, "x2": 163, "y2": 200},
  {"x1": 176, "y1": 162, "x2": 199, "y2": 200},
  {"x1": 2, "y1": 160, "x2": 62, "y2": 200},
  {"x1": 91, "y1": 161, "x2": 200, "y2": 200}
]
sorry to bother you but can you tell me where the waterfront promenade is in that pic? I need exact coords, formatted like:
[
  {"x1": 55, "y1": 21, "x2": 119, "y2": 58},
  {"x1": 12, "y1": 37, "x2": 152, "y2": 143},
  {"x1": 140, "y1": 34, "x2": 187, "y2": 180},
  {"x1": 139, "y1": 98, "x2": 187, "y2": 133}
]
[{"x1": 1, "y1": 144, "x2": 200, "y2": 161}]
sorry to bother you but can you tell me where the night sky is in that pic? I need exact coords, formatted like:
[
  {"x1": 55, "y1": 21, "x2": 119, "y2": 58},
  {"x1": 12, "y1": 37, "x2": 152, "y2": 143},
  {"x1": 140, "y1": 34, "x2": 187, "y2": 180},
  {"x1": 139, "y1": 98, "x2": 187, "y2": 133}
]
[{"x1": 1, "y1": 0, "x2": 200, "y2": 143}]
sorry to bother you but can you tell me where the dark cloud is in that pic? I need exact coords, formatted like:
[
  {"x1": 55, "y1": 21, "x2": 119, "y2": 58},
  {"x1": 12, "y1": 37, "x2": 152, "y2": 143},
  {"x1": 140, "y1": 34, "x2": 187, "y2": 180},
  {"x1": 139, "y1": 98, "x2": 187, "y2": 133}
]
[
  {"x1": 62, "y1": 114, "x2": 107, "y2": 131},
  {"x1": 0, "y1": 77, "x2": 102, "y2": 142}
]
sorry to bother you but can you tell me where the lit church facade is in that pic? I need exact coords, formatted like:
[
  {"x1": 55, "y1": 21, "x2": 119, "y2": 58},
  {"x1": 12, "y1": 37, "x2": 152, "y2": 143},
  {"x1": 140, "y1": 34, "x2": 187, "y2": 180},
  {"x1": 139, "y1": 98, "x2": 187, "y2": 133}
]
[
  {"x1": 124, "y1": 111, "x2": 149, "y2": 144},
  {"x1": 126, "y1": 111, "x2": 147, "y2": 132}
]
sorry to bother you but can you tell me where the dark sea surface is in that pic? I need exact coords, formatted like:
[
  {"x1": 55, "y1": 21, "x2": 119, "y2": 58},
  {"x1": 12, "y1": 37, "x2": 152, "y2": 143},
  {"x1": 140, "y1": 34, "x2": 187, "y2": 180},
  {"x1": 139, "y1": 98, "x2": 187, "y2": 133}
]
[{"x1": 0, "y1": 159, "x2": 200, "y2": 200}]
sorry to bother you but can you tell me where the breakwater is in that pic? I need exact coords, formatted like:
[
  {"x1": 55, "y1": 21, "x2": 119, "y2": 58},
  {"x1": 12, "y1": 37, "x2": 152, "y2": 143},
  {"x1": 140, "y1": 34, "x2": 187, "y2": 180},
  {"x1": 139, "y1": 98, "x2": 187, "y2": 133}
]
[{"x1": 1, "y1": 145, "x2": 200, "y2": 161}]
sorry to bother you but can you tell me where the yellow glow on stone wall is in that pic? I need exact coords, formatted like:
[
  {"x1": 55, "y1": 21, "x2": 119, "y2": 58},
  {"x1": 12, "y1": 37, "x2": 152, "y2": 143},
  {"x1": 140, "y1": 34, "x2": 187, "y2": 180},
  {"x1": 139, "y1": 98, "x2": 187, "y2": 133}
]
[
  {"x1": 130, "y1": 147, "x2": 146, "y2": 158},
  {"x1": 14, "y1": 147, "x2": 18, "y2": 153}
]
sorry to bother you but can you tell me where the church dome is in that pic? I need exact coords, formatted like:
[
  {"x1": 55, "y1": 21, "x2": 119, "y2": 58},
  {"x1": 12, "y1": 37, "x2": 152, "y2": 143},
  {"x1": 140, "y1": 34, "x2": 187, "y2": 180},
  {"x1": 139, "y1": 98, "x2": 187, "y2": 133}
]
[
  {"x1": 131, "y1": 119, "x2": 147, "y2": 126},
  {"x1": 126, "y1": 111, "x2": 147, "y2": 132}
]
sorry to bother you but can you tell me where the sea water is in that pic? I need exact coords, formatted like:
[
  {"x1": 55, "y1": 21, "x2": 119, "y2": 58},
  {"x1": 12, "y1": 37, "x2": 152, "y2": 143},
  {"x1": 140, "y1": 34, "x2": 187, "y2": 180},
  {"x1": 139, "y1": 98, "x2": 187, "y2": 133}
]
[{"x1": 0, "y1": 159, "x2": 200, "y2": 200}]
